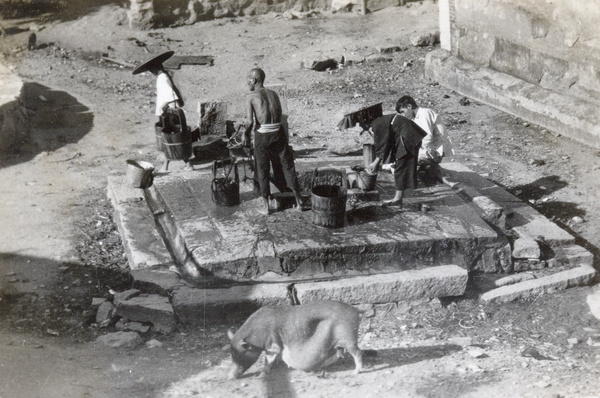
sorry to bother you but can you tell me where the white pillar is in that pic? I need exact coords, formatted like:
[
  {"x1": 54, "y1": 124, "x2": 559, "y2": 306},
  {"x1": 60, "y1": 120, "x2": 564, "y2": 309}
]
[{"x1": 439, "y1": 0, "x2": 452, "y2": 51}]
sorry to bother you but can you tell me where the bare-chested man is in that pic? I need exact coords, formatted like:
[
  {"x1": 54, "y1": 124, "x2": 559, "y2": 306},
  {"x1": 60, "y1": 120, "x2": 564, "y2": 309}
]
[{"x1": 243, "y1": 68, "x2": 302, "y2": 215}]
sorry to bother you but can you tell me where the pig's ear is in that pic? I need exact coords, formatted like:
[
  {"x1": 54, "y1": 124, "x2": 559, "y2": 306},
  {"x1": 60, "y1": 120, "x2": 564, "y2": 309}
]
[
  {"x1": 221, "y1": 344, "x2": 231, "y2": 352},
  {"x1": 240, "y1": 339, "x2": 251, "y2": 350},
  {"x1": 227, "y1": 328, "x2": 236, "y2": 341}
]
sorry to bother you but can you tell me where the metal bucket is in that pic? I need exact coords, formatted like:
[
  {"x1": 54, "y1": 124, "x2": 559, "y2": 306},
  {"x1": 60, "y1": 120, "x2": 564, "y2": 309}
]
[
  {"x1": 311, "y1": 167, "x2": 347, "y2": 228},
  {"x1": 126, "y1": 160, "x2": 154, "y2": 189},
  {"x1": 357, "y1": 170, "x2": 377, "y2": 191}
]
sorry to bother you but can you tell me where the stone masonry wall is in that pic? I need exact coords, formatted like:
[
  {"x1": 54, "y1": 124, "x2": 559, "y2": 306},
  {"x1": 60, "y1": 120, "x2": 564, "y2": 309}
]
[
  {"x1": 129, "y1": 0, "x2": 403, "y2": 28},
  {"x1": 445, "y1": 0, "x2": 600, "y2": 107}
]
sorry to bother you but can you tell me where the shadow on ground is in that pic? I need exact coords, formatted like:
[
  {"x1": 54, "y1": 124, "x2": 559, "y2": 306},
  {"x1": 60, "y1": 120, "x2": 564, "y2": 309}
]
[{"x1": 0, "y1": 82, "x2": 93, "y2": 169}]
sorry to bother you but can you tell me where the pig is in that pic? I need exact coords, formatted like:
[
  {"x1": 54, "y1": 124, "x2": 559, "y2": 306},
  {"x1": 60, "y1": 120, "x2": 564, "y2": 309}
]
[{"x1": 227, "y1": 300, "x2": 363, "y2": 379}]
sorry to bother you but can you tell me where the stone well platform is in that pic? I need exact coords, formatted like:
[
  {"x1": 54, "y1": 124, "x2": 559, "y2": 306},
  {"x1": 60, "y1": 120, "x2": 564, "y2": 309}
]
[
  {"x1": 111, "y1": 158, "x2": 507, "y2": 284},
  {"x1": 107, "y1": 157, "x2": 595, "y2": 319}
]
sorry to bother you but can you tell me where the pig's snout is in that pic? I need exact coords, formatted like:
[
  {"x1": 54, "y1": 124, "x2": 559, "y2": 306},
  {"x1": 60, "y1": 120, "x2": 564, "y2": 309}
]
[{"x1": 228, "y1": 364, "x2": 244, "y2": 380}]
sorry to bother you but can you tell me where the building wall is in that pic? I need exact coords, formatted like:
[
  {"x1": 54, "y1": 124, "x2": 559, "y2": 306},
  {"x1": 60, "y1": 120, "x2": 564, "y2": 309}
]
[
  {"x1": 440, "y1": 0, "x2": 600, "y2": 106},
  {"x1": 130, "y1": 0, "x2": 403, "y2": 28}
]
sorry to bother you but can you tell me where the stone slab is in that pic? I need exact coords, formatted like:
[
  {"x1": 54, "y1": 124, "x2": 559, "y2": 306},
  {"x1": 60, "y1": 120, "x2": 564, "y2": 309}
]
[
  {"x1": 116, "y1": 294, "x2": 176, "y2": 333},
  {"x1": 131, "y1": 269, "x2": 183, "y2": 296},
  {"x1": 107, "y1": 175, "x2": 173, "y2": 269},
  {"x1": 294, "y1": 265, "x2": 468, "y2": 304},
  {"x1": 148, "y1": 164, "x2": 503, "y2": 282},
  {"x1": 441, "y1": 162, "x2": 575, "y2": 247},
  {"x1": 481, "y1": 265, "x2": 596, "y2": 303},
  {"x1": 513, "y1": 237, "x2": 541, "y2": 259}
]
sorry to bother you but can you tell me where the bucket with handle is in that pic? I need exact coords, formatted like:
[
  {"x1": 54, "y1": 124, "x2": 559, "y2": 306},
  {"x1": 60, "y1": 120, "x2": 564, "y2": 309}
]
[
  {"x1": 162, "y1": 108, "x2": 192, "y2": 160},
  {"x1": 126, "y1": 160, "x2": 154, "y2": 189},
  {"x1": 311, "y1": 167, "x2": 347, "y2": 228},
  {"x1": 211, "y1": 158, "x2": 240, "y2": 206},
  {"x1": 357, "y1": 170, "x2": 378, "y2": 191}
]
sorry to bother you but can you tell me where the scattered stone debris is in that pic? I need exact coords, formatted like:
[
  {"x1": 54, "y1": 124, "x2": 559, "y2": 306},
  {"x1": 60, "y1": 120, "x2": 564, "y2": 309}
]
[
  {"x1": 95, "y1": 301, "x2": 117, "y2": 327},
  {"x1": 521, "y1": 347, "x2": 555, "y2": 361},
  {"x1": 96, "y1": 331, "x2": 144, "y2": 349},
  {"x1": 410, "y1": 31, "x2": 440, "y2": 47},
  {"x1": 587, "y1": 335, "x2": 600, "y2": 347},
  {"x1": 112, "y1": 288, "x2": 142, "y2": 306},
  {"x1": 570, "y1": 216, "x2": 584, "y2": 225},
  {"x1": 366, "y1": 54, "x2": 393, "y2": 63},
  {"x1": 459, "y1": 97, "x2": 471, "y2": 106},
  {"x1": 529, "y1": 158, "x2": 546, "y2": 166},
  {"x1": 468, "y1": 348, "x2": 487, "y2": 358},
  {"x1": 377, "y1": 45, "x2": 406, "y2": 54},
  {"x1": 302, "y1": 58, "x2": 338, "y2": 71},
  {"x1": 115, "y1": 319, "x2": 151, "y2": 334},
  {"x1": 146, "y1": 339, "x2": 163, "y2": 348},
  {"x1": 91, "y1": 297, "x2": 107, "y2": 309},
  {"x1": 449, "y1": 337, "x2": 473, "y2": 347}
]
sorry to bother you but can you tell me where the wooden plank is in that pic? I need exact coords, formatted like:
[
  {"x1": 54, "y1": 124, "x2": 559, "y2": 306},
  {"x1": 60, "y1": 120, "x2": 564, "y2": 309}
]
[{"x1": 163, "y1": 55, "x2": 214, "y2": 69}]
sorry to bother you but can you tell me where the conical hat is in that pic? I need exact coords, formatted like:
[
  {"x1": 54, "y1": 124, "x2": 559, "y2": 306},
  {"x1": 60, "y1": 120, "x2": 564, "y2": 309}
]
[{"x1": 132, "y1": 51, "x2": 175, "y2": 75}]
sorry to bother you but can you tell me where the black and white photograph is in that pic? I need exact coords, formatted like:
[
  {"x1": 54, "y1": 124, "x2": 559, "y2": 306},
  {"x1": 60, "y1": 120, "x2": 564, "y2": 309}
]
[{"x1": 0, "y1": 0, "x2": 599, "y2": 397}]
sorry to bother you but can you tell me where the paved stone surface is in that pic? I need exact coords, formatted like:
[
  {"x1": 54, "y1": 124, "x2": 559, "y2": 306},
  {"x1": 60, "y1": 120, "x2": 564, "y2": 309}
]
[
  {"x1": 141, "y1": 159, "x2": 503, "y2": 283},
  {"x1": 481, "y1": 265, "x2": 596, "y2": 303},
  {"x1": 294, "y1": 265, "x2": 468, "y2": 304},
  {"x1": 441, "y1": 162, "x2": 575, "y2": 247},
  {"x1": 107, "y1": 155, "x2": 593, "y2": 315}
]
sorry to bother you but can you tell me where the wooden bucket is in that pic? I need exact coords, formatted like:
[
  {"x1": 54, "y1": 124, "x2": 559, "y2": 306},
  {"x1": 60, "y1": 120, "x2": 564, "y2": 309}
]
[
  {"x1": 154, "y1": 122, "x2": 164, "y2": 152},
  {"x1": 162, "y1": 128, "x2": 192, "y2": 160},
  {"x1": 161, "y1": 108, "x2": 191, "y2": 160},
  {"x1": 211, "y1": 159, "x2": 240, "y2": 206},
  {"x1": 311, "y1": 167, "x2": 347, "y2": 228}
]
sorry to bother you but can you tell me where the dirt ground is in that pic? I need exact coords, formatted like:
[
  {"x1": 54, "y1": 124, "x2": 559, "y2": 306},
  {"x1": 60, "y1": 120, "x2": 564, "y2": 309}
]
[{"x1": 1, "y1": 2, "x2": 600, "y2": 398}]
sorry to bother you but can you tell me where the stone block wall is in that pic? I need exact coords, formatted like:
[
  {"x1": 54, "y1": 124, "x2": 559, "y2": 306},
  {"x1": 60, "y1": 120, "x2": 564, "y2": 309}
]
[
  {"x1": 129, "y1": 0, "x2": 403, "y2": 28},
  {"x1": 441, "y1": 0, "x2": 600, "y2": 107}
]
